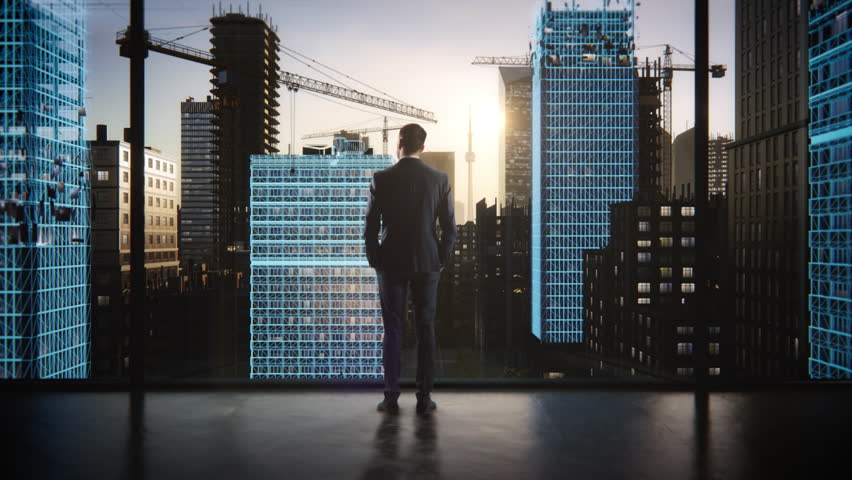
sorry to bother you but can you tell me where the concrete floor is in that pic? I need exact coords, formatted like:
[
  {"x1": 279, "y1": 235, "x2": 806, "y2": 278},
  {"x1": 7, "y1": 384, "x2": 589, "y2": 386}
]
[{"x1": 7, "y1": 389, "x2": 852, "y2": 479}]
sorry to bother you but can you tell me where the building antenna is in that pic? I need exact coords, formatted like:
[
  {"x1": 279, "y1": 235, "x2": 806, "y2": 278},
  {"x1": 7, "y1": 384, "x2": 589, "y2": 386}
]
[{"x1": 465, "y1": 106, "x2": 476, "y2": 223}]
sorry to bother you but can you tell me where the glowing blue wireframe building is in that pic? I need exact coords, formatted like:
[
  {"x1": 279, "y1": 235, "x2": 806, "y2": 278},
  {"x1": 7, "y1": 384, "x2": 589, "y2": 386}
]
[
  {"x1": 808, "y1": 0, "x2": 852, "y2": 379},
  {"x1": 249, "y1": 152, "x2": 392, "y2": 378},
  {"x1": 531, "y1": 0, "x2": 636, "y2": 343},
  {"x1": 1, "y1": 0, "x2": 90, "y2": 378}
]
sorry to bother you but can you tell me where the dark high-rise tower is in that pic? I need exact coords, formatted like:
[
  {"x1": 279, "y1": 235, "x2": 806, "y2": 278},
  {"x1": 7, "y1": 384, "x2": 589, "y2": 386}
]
[
  {"x1": 180, "y1": 97, "x2": 220, "y2": 273},
  {"x1": 728, "y1": 0, "x2": 810, "y2": 378},
  {"x1": 209, "y1": 12, "x2": 280, "y2": 274},
  {"x1": 499, "y1": 67, "x2": 532, "y2": 206}
]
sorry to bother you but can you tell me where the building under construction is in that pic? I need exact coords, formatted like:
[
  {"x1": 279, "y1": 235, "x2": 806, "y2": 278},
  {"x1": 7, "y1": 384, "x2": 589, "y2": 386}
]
[
  {"x1": 209, "y1": 11, "x2": 281, "y2": 277},
  {"x1": 636, "y1": 58, "x2": 670, "y2": 200}
]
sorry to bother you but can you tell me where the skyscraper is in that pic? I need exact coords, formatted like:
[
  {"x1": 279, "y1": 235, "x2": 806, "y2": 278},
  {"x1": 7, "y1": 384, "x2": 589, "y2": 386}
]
[
  {"x1": 531, "y1": 0, "x2": 636, "y2": 343},
  {"x1": 179, "y1": 96, "x2": 220, "y2": 273},
  {"x1": 729, "y1": 0, "x2": 810, "y2": 378},
  {"x1": 672, "y1": 129, "x2": 731, "y2": 199},
  {"x1": 249, "y1": 150, "x2": 392, "y2": 378},
  {"x1": 420, "y1": 152, "x2": 456, "y2": 203},
  {"x1": 708, "y1": 135, "x2": 731, "y2": 197},
  {"x1": 1, "y1": 0, "x2": 90, "y2": 378},
  {"x1": 210, "y1": 11, "x2": 280, "y2": 275},
  {"x1": 807, "y1": 0, "x2": 851, "y2": 379},
  {"x1": 499, "y1": 67, "x2": 533, "y2": 206}
]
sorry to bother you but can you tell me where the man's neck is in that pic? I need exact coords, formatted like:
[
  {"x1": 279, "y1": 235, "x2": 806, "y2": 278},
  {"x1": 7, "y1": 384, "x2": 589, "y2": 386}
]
[{"x1": 399, "y1": 153, "x2": 420, "y2": 160}]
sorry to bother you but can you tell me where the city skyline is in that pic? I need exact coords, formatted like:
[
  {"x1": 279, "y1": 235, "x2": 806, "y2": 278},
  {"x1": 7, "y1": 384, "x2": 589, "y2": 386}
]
[{"x1": 86, "y1": 0, "x2": 736, "y2": 215}]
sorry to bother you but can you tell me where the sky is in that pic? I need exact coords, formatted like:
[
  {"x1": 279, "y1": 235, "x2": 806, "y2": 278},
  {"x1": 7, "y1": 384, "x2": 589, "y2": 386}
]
[{"x1": 86, "y1": 0, "x2": 736, "y2": 223}]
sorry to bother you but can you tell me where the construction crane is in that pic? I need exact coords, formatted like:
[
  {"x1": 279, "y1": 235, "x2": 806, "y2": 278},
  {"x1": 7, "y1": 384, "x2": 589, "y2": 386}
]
[
  {"x1": 472, "y1": 44, "x2": 726, "y2": 155},
  {"x1": 116, "y1": 30, "x2": 437, "y2": 124},
  {"x1": 302, "y1": 117, "x2": 403, "y2": 155}
]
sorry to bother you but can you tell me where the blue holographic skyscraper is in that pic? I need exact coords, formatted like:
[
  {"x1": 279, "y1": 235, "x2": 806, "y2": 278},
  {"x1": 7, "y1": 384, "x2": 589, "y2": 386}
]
[
  {"x1": 531, "y1": 0, "x2": 636, "y2": 342},
  {"x1": 808, "y1": 0, "x2": 852, "y2": 379},
  {"x1": 1, "y1": 0, "x2": 90, "y2": 378},
  {"x1": 249, "y1": 152, "x2": 392, "y2": 378}
]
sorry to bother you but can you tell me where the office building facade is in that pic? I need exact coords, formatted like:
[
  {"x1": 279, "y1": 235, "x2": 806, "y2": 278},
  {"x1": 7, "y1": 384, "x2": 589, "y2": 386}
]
[
  {"x1": 1, "y1": 0, "x2": 90, "y2": 379},
  {"x1": 531, "y1": 1, "x2": 636, "y2": 343},
  {"x1": 708, "y1": 135, "x2": 732, "y2": 196},
  {"x1": 179, "y1": 97, "x2": 220, "y2": 273},
  {"x1": 584, "y1": 200, "x2": 731, "y2": 378},
  {"x1": 249, "y1": 153, "x2": 392, "y2": 378},
  {"x1": 807, "y1": 0, "x2": 852, "y2": 379},
  {"x1": 89, "y1": 127, "x2": 181, "y2": 377},
  {"x1": 729, "y1": 0, "x2": 810, "y2": 378},
  {"x1": 499, "y1": 67, "x2": 533, "y2": 206}
]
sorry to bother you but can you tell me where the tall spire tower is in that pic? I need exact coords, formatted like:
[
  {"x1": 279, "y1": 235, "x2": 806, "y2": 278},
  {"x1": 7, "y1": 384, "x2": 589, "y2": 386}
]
[{"x1": 465, "y1": 107, "x2": 475, "y2": 223}]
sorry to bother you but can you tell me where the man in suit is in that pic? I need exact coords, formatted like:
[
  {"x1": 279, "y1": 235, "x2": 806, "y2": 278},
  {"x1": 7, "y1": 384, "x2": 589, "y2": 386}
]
[{"x1": 364, "y1": 123, "x2": 457, "y2": 414}]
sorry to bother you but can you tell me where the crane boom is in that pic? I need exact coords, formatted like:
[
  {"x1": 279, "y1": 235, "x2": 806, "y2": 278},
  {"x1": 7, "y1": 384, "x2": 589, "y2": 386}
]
[
  {"x1": 279, "y1": 71, "x2": 436, "y2": 123},
  {"x1": 116, "y1": 30, "x2": 437, "y2": 123},
  {"x1": 302, "y1": 124, "x2": 401, "y2": 140},
  {"x1": 472, "y1": 56, "x2": 531, "y2": 66}
]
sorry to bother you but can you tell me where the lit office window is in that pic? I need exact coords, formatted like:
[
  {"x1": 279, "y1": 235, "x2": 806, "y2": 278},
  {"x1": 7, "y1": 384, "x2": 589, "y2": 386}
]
[
  {"x1": 97, "y1": 170, "x2": 109, "y2": 181},
  {"x1": 660, "y1": 282, "x2": 672, "y2": 293},
  {"x1": 681, "y1": 236, "x2": 696, "y2": 247},
  {"x1": 660, "y1": 206, "x2": 672, "y2": 216},
  {"x1": 683, "y1": 267, "x2": 694, "y2": 278},
  {"x1": 637, "y1": 297, "x2": 651, "y2": 304},
  {"x1": 637, "y1": 240, "x2": 651, "y2": 248},
  {"x1": 708, "y1": 368, "x2": 721, "y2": 376},
  {"x1": 677, "y1": 342, "x2": 693, "y2": 355},
  {"x1": 660, "y1": 267, "x2": 672, "y2": 278},
  {"x1": 709, "y1": 343, "x2": 720, "y2": 355},
  {"x1": 638, "y1": 252, "x2": 651, "y2": 263},
  {"x1": 638, "y1": 221, "x2": 650, "y2": 232},
  {"x1": 676, "y1": 326, "x2": 694, "y2": 335},
  {"x1": 637, "y1": 282, "x2": 651, "y2": 293},
  {"x1": 660, "y1": 237, "x2": 673, "y2": 247},
  {"x1": 681, "y1": 206, "x2": 695, "y2": 217},
  {"x1": 681, "y1": 283, "x2": 696, "y2": 293}
]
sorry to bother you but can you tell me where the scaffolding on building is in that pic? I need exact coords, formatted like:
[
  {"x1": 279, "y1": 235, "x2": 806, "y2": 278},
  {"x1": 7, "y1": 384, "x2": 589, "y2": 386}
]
[
  {"x1": 1, "y1": 0, "x2": 90, "y2": 378},
  {"x1": 249, "y1": 154, "x2": 393, "y2": 378},
  {"x1": 531, "y1": 0, "x2": 636, "y2": 343}
]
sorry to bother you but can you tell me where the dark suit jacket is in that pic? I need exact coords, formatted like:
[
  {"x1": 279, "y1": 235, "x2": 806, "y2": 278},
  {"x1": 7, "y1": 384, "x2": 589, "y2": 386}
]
[{"x1": 364, "y1": 156, "x2": 457, "y2": 273}]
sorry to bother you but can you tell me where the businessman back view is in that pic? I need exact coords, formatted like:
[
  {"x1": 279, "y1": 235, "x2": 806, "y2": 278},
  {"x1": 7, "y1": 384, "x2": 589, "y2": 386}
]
[{"x1": 364, "y1": 123, "x2": 456, "y2": 414}]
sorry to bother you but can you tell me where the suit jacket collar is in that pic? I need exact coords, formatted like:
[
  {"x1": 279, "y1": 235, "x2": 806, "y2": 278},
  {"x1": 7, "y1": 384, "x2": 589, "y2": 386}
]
[{"x1": 398, "y1": 156, "x2": 421, "y2": 162}]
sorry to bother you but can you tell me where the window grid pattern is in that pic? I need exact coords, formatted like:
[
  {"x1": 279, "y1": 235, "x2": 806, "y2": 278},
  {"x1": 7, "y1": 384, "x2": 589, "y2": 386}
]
[
  {"x1": 532, "y1": 1, "x2": 636, "y2": 343},
  {"x1": 808, "y1": 0, "x2": 852, "y2": 379},
  {"x1": 249, "y1": 154, "x2": 392, "y2": 378},
  {"x1": 1, "y1": 0, "x2": 89, "y2": 379}
]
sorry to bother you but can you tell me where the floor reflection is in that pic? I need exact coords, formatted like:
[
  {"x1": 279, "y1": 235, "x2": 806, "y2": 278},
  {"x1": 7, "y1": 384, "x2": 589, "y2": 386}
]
[
  {"x1": 411, "y1": 414, "x2": 440, "y2": 478},
  {"x1": 361, "y1": 412, "x2": 441, "y2": 479},
  {"x1": 128, "y1": 390, "x2": 145, "y2": 480}
]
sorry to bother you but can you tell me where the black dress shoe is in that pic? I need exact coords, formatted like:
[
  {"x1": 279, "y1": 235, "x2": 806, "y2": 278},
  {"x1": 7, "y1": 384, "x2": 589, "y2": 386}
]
[
  {"x1": 415, "y1": 394, "x2": 436, "y2": 414},
  {"x1": 377, "y1": 393, "x2": 400, "y2": 413}
]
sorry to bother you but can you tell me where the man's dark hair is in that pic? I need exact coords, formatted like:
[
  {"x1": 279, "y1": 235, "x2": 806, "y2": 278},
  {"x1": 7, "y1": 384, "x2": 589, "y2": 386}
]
[{"x1": 399, "y1": 123, "x2": 427, "y2": 155}]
